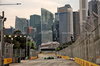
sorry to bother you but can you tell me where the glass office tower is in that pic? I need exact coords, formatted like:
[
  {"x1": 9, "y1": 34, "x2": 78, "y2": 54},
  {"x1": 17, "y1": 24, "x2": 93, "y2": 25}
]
[
  {"x1": 41, "y1": 8, "x2": 54, "y2": 43},
  {"x1": 58, "y1": 4, "x2": 73, "y2": 44}
]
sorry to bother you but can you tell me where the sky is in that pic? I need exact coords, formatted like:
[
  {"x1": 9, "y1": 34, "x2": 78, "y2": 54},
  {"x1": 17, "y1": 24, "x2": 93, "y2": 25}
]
[{"x1": 0, "y1": 0, "x2": 91, "y2": 28}]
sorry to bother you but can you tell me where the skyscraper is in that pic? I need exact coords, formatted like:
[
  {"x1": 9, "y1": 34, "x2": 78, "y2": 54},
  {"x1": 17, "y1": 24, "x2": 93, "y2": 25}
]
[
  {"x1": 80, "y1": 0, "x2": 88, "y2": 32},
  {"x1": 30, "y1": 15, "x2": 41, "y2": 49},
  {"x1": 4, "y1": 26, "x2": 15, "y2": 35},
  {"x1": 88, "y1": 0, "x2": 100, "y2": 15},
  {"x1": 41, "y1": 8, "x2": 54, "y2": 43},
  {"x1": 52, "y1": 13, "x2": 59, "y2": 42},
  {"x1": 98, "y1": 1, "x2": 100, "y2": 16},
  {"x1": 15, "y1": 16, "x2": 28, "y2": 34},
  {"x1": 58, "y1": 4, "x2": 73, "y2": 44},
  {"x1": 73, "y1": 12, "x2": 80, "y2": 41}
]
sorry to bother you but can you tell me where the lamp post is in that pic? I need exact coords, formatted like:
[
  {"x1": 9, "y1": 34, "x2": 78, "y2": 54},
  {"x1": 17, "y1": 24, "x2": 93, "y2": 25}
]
[
  {"x1": 0, "y1": 3, "x2": 21, "y2": 6},
  {"x1": 24, "y1": 35, "x2": 28, "y2": 59},
  {"x1": 0, "y1": 3, "x2": 21, "y2": 66},
  {"x1": 28, "y1": 36, "x2": 33, "y2": 59},
  {"x1": 0, "y1": 11, "x2": 6, "y2": 66}
]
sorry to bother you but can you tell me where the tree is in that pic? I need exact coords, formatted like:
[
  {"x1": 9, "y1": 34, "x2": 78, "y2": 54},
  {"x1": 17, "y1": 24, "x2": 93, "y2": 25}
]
[
  {"x1": 56, "y1": 48, "x2": 60, "y2": 51},
  {"x1": 56, "y1": 47, "x2": 62, "y2": 51},
  {"x1": 27, "y1": 41, "x2": 36, "y2": 50},
  {"x1": 13, "y1": 41, "x2": 20, "y2": 48},
  {"x1": 13, "y1": 30, "x2": 22, "y2": 35}
]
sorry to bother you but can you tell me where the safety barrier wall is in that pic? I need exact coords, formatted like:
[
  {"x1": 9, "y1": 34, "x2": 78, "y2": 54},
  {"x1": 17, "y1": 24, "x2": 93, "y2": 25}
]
[
  {"x1": 4, "y1": 43, "x2": 13, "y2": 58},
  {"x1": 13, "y1": 49, "x2": 25, "y2": 58},
  {"x1": 42, "y1": 53, "x2": 56, "y2": 55},
  {"x1": 38, "y1": 53, "x2": 43, "y2": 55},
  {"x1": 57, "y1": 20, "x2": 100, "y2": 65},
  {"x1": 30, "y1": 49, "x2": 38, "y2": 60},
  {"x1": 61, "y1": 56, "x2": 69, "y2": 60},
  {"x1": 0, "y1": 43, "x2": 13, "y2": 65},
  {"x1": 56, "y1": 54, "x2": 99, "y2": 66},
  {"x1": 30, "y1": 49, "x2": 38, "y2": 57},
  {"x1": 30, "y1": 56, "x2": 38, "y2": 60},
  {"x1": 75, "y1": 57, "x2": 99, "y2": 66}
]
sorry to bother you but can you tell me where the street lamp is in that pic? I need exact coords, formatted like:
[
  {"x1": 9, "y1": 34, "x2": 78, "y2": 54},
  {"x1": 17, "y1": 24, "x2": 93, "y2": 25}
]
[
  {"x1": 15, "y1": 35, "x2": 17, "y2": 37},
  {"x1": 20, "y1": 35, "x2": 22, "y2": 37},
  {"x1": 0, "y1": 2, "x2": 21, "y2": 64},
  {"x1": 0, "y1": 11, "x2": 7, "y2": 66},
  {"x1": 0, "y1": 3, "x2": 21, "y2": 6},
  {"x1": 9, "y1": 35, "x2": 11, "y2": 38}
]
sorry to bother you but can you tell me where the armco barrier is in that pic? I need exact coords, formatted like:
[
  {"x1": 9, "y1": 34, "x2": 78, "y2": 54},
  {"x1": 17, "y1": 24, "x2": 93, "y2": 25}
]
[
  {"x1": 30, "y1": 56, "x2": 38, "y2": 60},
  {"x1": 75, "y1": 57, "x2": 99, "y2": 66},
  {"x1": 4, "y1": 58, "x2": 12, "y2": 65}
]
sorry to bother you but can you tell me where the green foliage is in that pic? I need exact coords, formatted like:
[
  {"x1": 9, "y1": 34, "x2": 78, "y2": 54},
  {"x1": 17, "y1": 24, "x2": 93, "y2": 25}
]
[
  {"x1": 27, "y1": 41, "x2": 36, "y2": 50},
  {"x1": 13, "y1": 30, "x2": 21, "y2": 35},
  {"x1": 4, "y1": 31, "x2": 36, "y2": 49},
  {"x1": 63, "y1": 41, "x2": 72, "y2": 46},
  {"x1": 33, "y1": 46, "x2": 36, "y2": 50},
  {"x1": 56, "y1": 47, "x2": 62, "y2": 51},
  {"x1": 56, "y1": 41, "x2": 72, "y2": 51},
  {"x1": 4, "y1": 34, "x2": 26, "y2": 49},
  {"x1": 56, "y1": 48, "x2": 60, "y2": 51},
  {"x1": 13, "y1": 41, "x2": 20, "y2": 48}
]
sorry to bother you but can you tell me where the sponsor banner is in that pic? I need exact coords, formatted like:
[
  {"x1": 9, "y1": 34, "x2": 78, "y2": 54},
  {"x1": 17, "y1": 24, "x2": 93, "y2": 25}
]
[
  {"x1": 75, "y1": 57, "x2": 99, "y2": 66},
  {"x1": 4, "y1": 58, "x2": 12, "y2": 64}
]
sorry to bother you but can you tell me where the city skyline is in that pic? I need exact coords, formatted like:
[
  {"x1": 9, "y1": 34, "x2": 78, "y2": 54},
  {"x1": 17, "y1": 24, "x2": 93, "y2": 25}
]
[{"x1": 0, "y1": 0, "x2": 90, "y2": 28}]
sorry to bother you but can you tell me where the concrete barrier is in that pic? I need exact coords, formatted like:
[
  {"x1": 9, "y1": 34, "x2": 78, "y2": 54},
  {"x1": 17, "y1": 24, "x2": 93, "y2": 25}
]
[
  {"x1": 75, "y1": 57, "x2": 99, "y2": 66},
  {"x1": 61, "y1": 56, "x2": 69, "y2": 60},
  {"x1": 38, "y1": 53, "x2": 43, "y2": 55},
  {"x1": 56, "y1": 55, "x2": 99, "y2": 66},
  {"x1": 30, "y1": 56, "x2": 38, "y2": 60}
]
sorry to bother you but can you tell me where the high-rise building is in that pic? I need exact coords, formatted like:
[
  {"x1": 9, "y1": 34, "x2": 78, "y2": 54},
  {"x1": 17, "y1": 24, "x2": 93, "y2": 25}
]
[
  {"x1": 88, "y1": 0, "x2": 100, "y2": 15},
  {"x1": 24, "y1": 20, "x2": 30, "y2": 35},
  {"x1": 73, "y1": 12, "x2": 80, "y2": 41},
  {"x1": 98, "y1": 2, "x2": 100, "y2": 16},
  {"x1": 15, "y1": 16, "x2": 28, "y2": 34},
  {"x1": 41, "y1": 8, "x2": 54, "y2": 43},
  {"x1": 88, "y1": 0, "x2": 100, "y2": 36},
  {"x1": 4, "y1": 26, "x2": 15, "y2": 35},
  {"x1": 30, "y1": 15, "x2": 41, "y2": 49},
  {"x1": 52, "y1": 13, "x2": 59, "y2": 42},
  {"x1": 80, "y1": 0, "x2": 88, "y2": 33},
  {"x1": 58, "y1": 4, "x2": 73, "y2": 44}
]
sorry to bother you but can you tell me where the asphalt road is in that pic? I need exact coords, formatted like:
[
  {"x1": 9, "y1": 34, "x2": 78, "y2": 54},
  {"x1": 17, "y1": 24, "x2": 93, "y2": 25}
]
[{"x1": 10, "y1": 54, "x2": 80, "y2": 66}]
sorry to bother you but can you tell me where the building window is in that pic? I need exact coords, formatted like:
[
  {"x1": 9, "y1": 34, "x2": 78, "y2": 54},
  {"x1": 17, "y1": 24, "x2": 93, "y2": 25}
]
[
  {"x1": 82, "y1": 10, "x2": 86, "y2": 21},
  {"x1": 82, "y1": 0, "x2": 86, "y2": 8}
]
